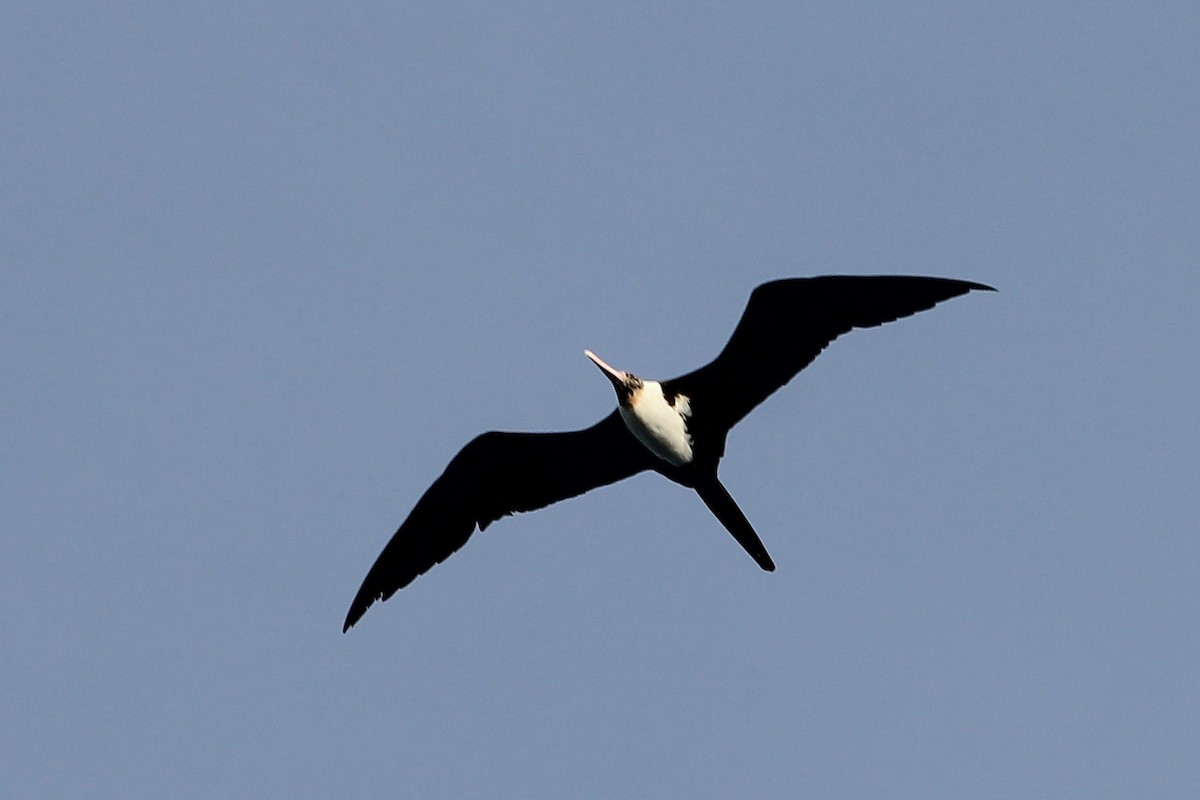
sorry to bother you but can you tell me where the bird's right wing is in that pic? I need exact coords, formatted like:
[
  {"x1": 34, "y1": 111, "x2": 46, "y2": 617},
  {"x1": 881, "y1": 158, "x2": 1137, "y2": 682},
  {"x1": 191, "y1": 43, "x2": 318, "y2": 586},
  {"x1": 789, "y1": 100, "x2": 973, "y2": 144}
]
[
  {"x1": 343, "y1": 411, "x2": 653, "y2": 631},
  {"x1": 665, "y1": 275, "x2": 994, "y2": 431}
]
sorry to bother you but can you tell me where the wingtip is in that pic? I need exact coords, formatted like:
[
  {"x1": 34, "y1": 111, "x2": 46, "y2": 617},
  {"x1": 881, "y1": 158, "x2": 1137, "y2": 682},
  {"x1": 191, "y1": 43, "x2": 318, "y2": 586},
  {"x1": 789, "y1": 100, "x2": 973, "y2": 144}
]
[{"x1": 342, "y1": 600, "x2": 369, "y2": 633}]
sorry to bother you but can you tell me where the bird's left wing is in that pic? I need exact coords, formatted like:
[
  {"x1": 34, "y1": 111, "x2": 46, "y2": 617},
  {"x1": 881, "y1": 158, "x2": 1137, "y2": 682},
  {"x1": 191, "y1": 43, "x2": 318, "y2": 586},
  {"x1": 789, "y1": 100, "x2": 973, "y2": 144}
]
[
  {"x1": 665, "y1": 275, "x2": 995, "y2": 432},
  {"x1": 343, "y1": 411, "x2": 653, "y2": 631}
]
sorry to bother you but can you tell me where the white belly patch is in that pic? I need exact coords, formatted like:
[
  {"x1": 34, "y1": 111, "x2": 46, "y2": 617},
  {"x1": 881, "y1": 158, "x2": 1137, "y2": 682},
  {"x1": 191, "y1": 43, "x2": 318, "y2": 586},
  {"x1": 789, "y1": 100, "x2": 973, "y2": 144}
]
[{"x1": 619, "y1": 382, "x2": 694, "y2": 466}]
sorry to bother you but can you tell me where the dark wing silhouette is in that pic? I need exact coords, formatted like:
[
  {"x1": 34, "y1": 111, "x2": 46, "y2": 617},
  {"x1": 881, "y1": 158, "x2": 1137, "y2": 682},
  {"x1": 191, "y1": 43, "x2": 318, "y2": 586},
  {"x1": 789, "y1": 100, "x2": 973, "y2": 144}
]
[
  {"x1": 665, "y1": 276, "x2": 994, "y2": 431},
  {"x1": 343, "y1": 411, "x2": 654, "y2": 631}
]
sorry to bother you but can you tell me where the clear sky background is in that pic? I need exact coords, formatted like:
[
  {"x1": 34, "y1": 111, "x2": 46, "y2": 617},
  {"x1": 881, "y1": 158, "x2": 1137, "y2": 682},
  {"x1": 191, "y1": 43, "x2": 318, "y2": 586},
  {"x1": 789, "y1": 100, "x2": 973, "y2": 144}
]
[{"x1": 3, "y1": 3, "x2": 1197, "y2": 797}]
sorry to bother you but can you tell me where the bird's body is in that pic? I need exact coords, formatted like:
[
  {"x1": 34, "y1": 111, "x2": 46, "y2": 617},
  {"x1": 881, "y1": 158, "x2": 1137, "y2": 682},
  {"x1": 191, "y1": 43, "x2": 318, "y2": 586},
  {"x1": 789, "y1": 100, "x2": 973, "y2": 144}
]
[
  {"x1": 615, "y1": 377, "x2": 694, "y2": 467},
  {"x1": 343, "y1": 275, "x2": 994, "y2": 631}
]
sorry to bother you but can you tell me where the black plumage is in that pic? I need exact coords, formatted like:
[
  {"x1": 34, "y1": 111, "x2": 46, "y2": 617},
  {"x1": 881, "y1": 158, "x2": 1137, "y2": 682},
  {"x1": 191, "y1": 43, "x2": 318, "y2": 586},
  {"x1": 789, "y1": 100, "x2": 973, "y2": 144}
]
[{"x1": 343, "y1": 275, "x2": 993, "y2": 631}]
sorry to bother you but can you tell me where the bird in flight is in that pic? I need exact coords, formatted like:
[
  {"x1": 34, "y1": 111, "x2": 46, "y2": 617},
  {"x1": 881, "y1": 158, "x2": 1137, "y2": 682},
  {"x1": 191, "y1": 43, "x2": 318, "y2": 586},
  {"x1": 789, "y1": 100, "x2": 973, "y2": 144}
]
[{"x1": 343, "y1": 275, "x2": 993, "y2": 631}]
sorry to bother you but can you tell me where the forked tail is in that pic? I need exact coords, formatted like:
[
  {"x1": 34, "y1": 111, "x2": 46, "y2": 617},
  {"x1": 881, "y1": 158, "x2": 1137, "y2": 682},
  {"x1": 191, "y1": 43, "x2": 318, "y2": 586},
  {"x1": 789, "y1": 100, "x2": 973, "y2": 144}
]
[{"x1": 694, "y1": 477, "x2": 776, "y2": 571}]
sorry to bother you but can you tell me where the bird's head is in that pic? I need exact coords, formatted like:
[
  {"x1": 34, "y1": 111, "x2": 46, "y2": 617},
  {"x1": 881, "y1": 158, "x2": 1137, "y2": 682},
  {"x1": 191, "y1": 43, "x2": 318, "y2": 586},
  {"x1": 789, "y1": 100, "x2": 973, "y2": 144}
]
[{"x1": 585, "y1": 349, "x2": 643, "y2": 407}]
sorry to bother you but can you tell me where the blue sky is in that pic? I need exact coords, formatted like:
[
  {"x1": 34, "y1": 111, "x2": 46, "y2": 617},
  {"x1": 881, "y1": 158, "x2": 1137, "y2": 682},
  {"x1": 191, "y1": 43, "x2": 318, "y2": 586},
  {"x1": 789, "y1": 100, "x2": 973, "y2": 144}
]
[{"x1": 4, "y1": 3, "x2": 1198, "y2": 797}]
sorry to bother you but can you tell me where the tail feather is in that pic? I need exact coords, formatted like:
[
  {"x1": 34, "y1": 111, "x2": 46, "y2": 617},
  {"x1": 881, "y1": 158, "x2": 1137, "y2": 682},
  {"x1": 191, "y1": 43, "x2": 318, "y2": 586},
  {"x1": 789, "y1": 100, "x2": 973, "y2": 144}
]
[{"x1": 695, "y1": 478, "x2": 776, "y2": 571}]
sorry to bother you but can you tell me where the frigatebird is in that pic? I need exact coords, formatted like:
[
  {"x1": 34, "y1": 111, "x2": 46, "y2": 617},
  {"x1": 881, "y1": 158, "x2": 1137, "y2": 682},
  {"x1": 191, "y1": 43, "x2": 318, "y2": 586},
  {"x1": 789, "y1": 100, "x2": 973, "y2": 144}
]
[{"x1": 343, "y1": 275, "x2": 993, "y2": 631}]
